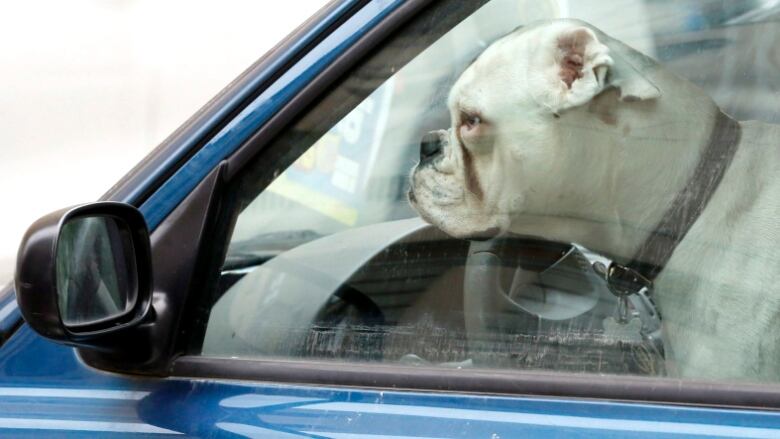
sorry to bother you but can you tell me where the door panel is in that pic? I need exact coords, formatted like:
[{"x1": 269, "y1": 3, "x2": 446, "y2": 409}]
[{"x1": 2, "y1": 324, "x2": 779, "y2": 437}]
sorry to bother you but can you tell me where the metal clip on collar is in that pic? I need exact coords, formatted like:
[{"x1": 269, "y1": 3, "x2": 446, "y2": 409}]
[{"x1": 594, "y1": 261, "x2": 661, "y2": 338}]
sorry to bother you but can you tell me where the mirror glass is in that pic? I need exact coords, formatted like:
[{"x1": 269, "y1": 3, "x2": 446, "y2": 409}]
[{"x1": 56, "y1": 215, "x2": 137, "y2": 327}]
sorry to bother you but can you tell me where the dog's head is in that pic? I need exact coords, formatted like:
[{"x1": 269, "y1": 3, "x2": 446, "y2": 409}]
[{"x1": 408, "y1": 20, "x2": 661, "y2": 239}]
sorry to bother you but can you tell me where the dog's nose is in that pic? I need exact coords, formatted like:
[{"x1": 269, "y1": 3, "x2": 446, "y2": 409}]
[{"x1": 420, "y1": 131, "x2": 443, "y2": 161}]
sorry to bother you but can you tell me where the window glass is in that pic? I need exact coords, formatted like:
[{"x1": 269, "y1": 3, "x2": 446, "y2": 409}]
[{"x1": 200, "y1": 0, "x2": 780, "y2": 383}]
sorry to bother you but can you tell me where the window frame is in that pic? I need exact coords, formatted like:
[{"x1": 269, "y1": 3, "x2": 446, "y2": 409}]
[
  {"x1": 155, "y1": 0, "x2": 780, "y2": 409},
  {"x1": 172, "y1": 355, "x2": 780, "y2": 408},
  {"x1": 100, "y1": 0, "x2": 372, "y2": 209}
]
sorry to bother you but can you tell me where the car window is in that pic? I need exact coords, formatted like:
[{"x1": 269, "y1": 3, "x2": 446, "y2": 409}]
[{"x1": 198, "y1": 0, "x2": 780, "y2": 384}]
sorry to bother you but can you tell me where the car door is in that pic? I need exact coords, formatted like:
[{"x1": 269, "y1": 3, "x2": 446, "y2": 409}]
[{"x1": 4, "y1": 0, "x2": 780, "y2": 437}]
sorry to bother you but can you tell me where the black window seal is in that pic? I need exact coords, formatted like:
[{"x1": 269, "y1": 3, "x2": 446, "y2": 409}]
[{"x1": 172, "y1": 355, "x2": 780, "y2": 410}]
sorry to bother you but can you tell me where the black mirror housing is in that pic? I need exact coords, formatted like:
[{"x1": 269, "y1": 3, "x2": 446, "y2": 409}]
[{"x1": 15, "y1": 202, "x2": 153, "y2": 349}]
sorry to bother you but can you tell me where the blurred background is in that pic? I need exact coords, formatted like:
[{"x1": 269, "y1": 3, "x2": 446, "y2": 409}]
[{"x1": 0, "y1": 0, "x2": 327, "y2": 283}]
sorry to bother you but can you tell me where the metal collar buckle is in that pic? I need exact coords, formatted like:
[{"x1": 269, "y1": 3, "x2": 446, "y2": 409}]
[{"x1": 593, "y1": 261, "x2": 662, "y2": 342}]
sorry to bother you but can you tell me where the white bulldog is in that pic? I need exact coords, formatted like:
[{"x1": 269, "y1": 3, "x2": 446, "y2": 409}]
[{"x1": 409, "y1": 19, "x2": 780, "y2": 382}]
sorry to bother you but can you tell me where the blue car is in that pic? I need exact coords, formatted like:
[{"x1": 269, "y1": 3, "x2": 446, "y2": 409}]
[{"x1": 4, "y1": 0, "x2": 780, "y2": 437}]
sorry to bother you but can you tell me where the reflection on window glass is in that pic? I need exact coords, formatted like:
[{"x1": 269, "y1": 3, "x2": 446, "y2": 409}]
[{"x1": 202, "y1": 0, "x2": 780, "y2": 384}]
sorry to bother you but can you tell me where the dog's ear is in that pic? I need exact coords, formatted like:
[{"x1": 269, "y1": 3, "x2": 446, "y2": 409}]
[
  {"x1": 536, "y1": 25, "x2": 660, "y2": 112},
  {"x1": 556, "y1": 28, "x2": 609, "y2": 90},
  {"x1": 602, "y1": 45, "x2": 662, "y2": 102}
]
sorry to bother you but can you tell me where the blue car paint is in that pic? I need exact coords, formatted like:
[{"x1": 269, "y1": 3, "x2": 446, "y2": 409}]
[
  {"x1": 140, "y1": 0, "x2": 405, "y2": 229},
  {"x1": 3, "y1": 0, "x2": 780, "y2": 436},
  {"x1": 0, "y1": 292, "x2": 20, "y2": 339},
  {"x1": 0, "y1": 326, "x2": 178, "y2": 437}
]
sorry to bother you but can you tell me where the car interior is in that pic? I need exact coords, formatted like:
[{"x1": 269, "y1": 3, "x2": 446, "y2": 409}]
[{"x1": 200, "y1": 0, "x2": 780, "y2": 378}]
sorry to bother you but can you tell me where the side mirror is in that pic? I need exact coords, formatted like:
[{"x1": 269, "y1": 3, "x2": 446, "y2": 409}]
[{"x1": 15, "y1": 202, "x2": 152, "y2": 348}]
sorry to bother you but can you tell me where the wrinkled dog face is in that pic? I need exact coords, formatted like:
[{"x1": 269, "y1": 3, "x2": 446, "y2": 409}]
[{"x1": 409, "y1": 20, "x2": 636, "y2": 238}]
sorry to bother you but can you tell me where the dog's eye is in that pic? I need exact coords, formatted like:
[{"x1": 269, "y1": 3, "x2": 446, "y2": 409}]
[{"x1": 461, "y1": 112, "x2": 481, "y2": 130}]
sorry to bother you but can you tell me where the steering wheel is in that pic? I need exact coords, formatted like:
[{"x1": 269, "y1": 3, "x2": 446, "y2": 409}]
[
  {"x1": 462, "y1": 236, "x2": 611, "y2": 366},
  {"x1": 463, "y1": 235, "x2": 667, "y2": 374}
]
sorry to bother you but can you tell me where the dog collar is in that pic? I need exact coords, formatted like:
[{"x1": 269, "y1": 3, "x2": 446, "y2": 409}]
[{"x1": 627, "y1": 110, "x2": 742, "y2": 281}]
